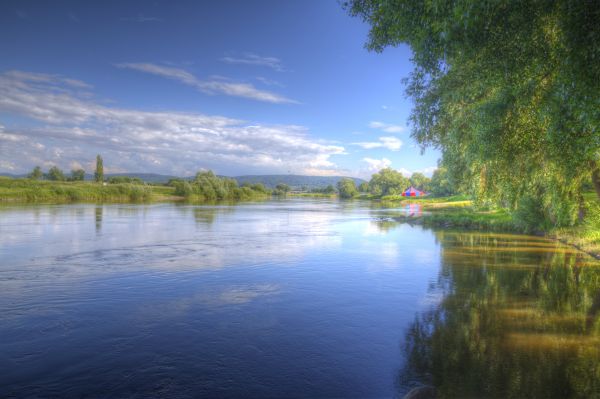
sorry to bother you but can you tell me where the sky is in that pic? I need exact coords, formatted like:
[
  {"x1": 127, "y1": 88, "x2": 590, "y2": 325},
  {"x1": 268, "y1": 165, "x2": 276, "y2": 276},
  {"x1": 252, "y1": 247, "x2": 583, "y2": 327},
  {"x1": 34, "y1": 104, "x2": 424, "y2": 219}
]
[{"x1": 0, "y1": 0, "x2": 440, "y2": 178}]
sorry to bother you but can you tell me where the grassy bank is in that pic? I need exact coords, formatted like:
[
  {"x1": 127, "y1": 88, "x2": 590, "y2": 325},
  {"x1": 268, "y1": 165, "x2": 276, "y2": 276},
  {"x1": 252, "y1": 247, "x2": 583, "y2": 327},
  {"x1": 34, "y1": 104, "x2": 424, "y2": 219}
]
[
  {"x1": 388, "y1": 193, "x2": 600, "y2": 259},
  {"x1": 0, "y1": 176, "x2": 271, "y2": 204},
  {"x1": 0, "y1": 177, "x2": 168, "y2": 203},
  {"x1": 288, "y1": 192, "x2": 337, "y2": 198}
]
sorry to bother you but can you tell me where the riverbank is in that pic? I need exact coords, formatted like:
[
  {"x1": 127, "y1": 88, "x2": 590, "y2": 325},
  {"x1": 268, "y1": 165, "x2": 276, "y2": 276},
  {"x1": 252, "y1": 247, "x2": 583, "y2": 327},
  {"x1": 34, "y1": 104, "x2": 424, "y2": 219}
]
[
  {"x1": 388, "y1": 194, "x2": 600, "y2": 259},
  {"x1": 0, "y1": 177, "x2": 178, "y2": 203}
]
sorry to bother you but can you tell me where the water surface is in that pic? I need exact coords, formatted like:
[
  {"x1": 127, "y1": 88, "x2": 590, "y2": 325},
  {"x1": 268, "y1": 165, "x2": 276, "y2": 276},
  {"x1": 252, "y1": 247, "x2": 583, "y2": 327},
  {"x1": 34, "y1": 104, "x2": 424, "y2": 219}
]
[{"x1": 1, "y1": 199, "x2": 598, "y2": 398}]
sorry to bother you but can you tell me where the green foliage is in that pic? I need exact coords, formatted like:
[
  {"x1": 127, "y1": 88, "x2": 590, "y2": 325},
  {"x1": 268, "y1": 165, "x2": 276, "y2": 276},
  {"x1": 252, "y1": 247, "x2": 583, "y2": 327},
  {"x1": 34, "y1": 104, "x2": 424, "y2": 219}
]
[
  {"x1": 337, "y1": 178, "x2": 358, "y2": 199},
  {"x1": 70, "y1": 169, "x2": 85, "y2": 181},
  {"x1": 358, "y1": 182, "x2": 369, "y2": 192},
  {"x1": 276, "y1": 183, "x2": 290, "y2": 192},
  {"x1": 273, "y1": 183, "x2": 291, "y2": 196},
  {"x1": 45, "y1": 166, "x2": 65, "y2": 181},
  {"x1": 0, "y1": 178, "x2": 151, "y2": 202},
  {"x1": 409, "y1": 172, "x2": 430, "y2": 191},
  {"x1": 94, "y1": 154, "x2": 104, "y2": 183},
  {"x1": 107, "y1": 176, "x2": 143, "y2": 184},
  {"x1": 429, "y1": 167, "x2": 455, "y2": 197},
  {"x1": 346, "y1": 0, "x2": 600, "y2": 227},
  {"x1": 234, "y1": 175, "x2": 366, "y2": 190},
  {"x1": 311, "y1": 184, "x2": 336, "y2": 195},
  {"x1": 172, "y1": 180, "x2": 193, "y2": 197},
  {"x1": 168, "y1": 170, "x2": 269, "y2": 201},
  {"x1": 28, "y1": 166, "x2": 43, "y2": 180},
  {"x1": 368, "y1": 167, "x2": 409, "y2": 197}
]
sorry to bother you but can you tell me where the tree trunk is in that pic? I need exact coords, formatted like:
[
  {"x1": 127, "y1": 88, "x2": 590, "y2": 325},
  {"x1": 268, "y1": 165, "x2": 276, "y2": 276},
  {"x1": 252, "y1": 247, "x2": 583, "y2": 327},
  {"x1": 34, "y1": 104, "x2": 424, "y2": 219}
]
[{"x1": 591, "y1": 160, "x2": 600, "y2": 200}]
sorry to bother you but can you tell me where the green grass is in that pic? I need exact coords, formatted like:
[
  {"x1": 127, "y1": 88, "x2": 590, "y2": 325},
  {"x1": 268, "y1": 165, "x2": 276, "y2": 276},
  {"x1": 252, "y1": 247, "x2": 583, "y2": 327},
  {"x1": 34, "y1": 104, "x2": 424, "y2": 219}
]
[
  {"x1": 420, "y1": 207, "x2": 516, "y2": 231},
  {"x1": 550, "y1": 192, "x2": 600, "y2": 256},
  {"x1": 289, "y1": 192, "x2": 337, "y2": 198},
  {"x1": 0, "y1": 177, "x2": 159, "y2": 203},
  {"x1": 387, "y1": 191, "x2": 600, "y2": 258}
]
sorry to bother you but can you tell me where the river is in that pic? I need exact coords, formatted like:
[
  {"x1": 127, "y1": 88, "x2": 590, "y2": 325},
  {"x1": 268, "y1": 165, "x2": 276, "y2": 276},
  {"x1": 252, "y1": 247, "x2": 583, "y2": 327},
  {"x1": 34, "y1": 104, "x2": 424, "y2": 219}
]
[{"x1": 1, "y1": 199, "x2": 598, "y2": 398}]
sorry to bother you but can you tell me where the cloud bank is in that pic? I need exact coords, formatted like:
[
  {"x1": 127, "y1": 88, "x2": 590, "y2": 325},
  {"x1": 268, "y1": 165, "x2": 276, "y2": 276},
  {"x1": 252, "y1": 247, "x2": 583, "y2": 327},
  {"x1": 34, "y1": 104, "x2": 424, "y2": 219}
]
[{"x1": 0, "y1": 70, "x2": 342, "y2": 176}]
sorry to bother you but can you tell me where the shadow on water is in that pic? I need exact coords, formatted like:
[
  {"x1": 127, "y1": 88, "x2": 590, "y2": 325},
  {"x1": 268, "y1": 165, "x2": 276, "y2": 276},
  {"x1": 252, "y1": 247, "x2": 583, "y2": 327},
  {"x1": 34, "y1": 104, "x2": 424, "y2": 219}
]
[{"x1": 398, "y1": 230, "x2": 600, "y2": 398}]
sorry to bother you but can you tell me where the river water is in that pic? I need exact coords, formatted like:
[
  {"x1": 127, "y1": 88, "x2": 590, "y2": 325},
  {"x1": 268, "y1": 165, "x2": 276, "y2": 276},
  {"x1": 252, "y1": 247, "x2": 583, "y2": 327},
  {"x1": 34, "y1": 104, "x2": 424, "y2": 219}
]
[{"x1": 1, "y1": 199, "x2": 598, "y2": 398}]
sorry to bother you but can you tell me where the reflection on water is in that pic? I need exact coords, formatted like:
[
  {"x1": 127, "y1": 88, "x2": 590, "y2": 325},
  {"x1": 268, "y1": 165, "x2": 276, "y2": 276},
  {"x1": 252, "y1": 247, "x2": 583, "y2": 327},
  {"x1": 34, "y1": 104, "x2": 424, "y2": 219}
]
[
  {"x1": 0, "y1": 200, "x2": 598, "y2": 398},
  {"x1": 400, "y1": 231, "x2": 600, "y2": 398},
  {"x1": 95, "y1": 205, "x2": 102, "y2": 233}
]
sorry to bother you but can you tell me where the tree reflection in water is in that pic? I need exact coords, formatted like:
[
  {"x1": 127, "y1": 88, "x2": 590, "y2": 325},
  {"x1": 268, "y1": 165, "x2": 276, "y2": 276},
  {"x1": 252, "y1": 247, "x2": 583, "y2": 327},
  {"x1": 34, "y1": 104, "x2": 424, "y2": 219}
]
[{"x1": 400, "y1": 231, "x2": 600, "y2": 398}]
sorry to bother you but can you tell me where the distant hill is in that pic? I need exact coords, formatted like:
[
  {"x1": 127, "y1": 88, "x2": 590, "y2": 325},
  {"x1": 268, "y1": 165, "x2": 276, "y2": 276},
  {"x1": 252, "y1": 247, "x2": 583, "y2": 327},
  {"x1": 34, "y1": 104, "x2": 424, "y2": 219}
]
[
  {"x1": 0, "y1": 172, "x2": 365, "y2": 189},
  {"x1": 232, "y1": 175, "x2": 366, "y2": 190}
]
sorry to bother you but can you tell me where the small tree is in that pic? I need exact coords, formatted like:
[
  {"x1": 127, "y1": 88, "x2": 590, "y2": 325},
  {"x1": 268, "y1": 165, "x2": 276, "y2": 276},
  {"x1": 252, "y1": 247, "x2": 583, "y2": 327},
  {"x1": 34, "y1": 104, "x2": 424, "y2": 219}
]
[
  {"x1": 94, "y1": 155, "x2": 104, "y2": 183},
  {"x1": 71, "y1": 169, "x2": 85, "y2": 181},
  {"x1": 28, "y1": 166, "x2": 43, "y2": 180},
  {"x1": 46, "y1": 166, "x2": 65, "y2": 181},
  {"x1": 368, "y1": 167, "x2": 409, "y2": 196},
  {"x1": 358, "y1": 182, "x2": 369, "y2": 193},
  {"x1": 337, "y1": 178, "x2": 358, "y2": 199},
  {"x1": 275, "y1": 183, "x2": 290, "y2": 193}
]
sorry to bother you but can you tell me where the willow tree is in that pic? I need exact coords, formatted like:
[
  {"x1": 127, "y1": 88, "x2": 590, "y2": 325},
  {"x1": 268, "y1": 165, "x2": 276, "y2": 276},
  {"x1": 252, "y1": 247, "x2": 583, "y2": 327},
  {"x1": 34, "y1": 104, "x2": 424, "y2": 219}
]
[{"x1": 346, "y1": 0, "x2": 600, "y2": 226}]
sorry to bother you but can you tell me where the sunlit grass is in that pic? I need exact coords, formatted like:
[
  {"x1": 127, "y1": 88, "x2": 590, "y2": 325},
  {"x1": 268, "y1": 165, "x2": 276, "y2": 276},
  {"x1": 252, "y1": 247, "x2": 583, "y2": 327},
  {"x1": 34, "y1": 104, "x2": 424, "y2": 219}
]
[
  {"x1": 0, "y1": 176, "x2": 157, "y2": 202},
  {"x1": 505, "y1": 332, "x2": 600, "y2": 351}
]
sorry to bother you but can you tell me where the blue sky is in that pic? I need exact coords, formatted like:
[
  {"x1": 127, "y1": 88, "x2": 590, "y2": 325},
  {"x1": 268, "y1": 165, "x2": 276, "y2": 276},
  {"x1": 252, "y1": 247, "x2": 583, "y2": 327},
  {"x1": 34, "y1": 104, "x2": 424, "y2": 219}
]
[{"x1": 0, "y1": 0, "x2": 440, "y2": 178}]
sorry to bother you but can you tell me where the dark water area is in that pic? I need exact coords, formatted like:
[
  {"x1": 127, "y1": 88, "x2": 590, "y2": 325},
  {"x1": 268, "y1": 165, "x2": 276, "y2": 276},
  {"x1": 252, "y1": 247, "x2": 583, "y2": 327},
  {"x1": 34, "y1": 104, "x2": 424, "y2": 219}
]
[{"x1": 0, "y1": 199, "x2": 598, "y2": 398}]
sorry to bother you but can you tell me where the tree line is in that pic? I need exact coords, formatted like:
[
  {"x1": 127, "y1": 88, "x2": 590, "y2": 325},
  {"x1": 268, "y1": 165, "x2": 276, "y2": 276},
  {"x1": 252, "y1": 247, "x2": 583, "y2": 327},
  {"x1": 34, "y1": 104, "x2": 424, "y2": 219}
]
[
  {"x1": 346, "y1": 0, "x2": 600, "y2": 229},
  {"x1": 168, "y1": 171, "x2": 270, "y2": 201},
  {"x1": 27, "y1": 155, "x2": 105, "y2": 182},
  {"x1": 336, "y1": 167, "x2": 455, "y2": 199}
]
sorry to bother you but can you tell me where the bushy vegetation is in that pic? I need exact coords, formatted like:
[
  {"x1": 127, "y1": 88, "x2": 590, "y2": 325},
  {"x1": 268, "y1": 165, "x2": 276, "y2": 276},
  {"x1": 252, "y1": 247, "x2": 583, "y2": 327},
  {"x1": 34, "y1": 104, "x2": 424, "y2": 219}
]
[
  {"x1": 337, "y1": 178, "x2": 358, "y2": 198},
  {"x1": 169, "y1": 171, "x2": 270, "y2": 201},
  {"x1": 107, "y1": 176, "x2": 144, "y2": 184},
  {"x1": 368, "y1": 168, "x2": 409, "y2": 196},
  {"x1": 347, "y1": 0, "x2": 600, "y2": 230},
  {"x1": 310, "y1": 185, "x2": 336, "y2": 195},
  {"x1": 0, "y1": 177, "x2": 152, "y2": 202},
  {"x1": 272, "y1": 183, "x2": 291, "y2": 196}
]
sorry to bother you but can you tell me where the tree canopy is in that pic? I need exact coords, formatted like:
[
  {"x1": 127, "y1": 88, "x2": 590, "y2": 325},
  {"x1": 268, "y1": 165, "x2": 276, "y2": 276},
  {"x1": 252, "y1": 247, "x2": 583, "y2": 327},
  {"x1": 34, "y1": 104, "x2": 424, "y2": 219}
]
[
  {"x1": 346, "y1": 0, "x2": 600, "y2": 227},
  {"x1": 45, "y1": 166, "x2": 65, "y2": 181},
  {"x1": 337, "y1": 178, "x2": 359, "y2": 198},
  {"x1": 368, "y1": 167, "x2": 410, "y2": 196},
  {"x1": 409, "y1": 172, "x2": 430, "y2": 191},
  {"x1": 95, "y1": 155, "x2": 104, "y2": 183},
  {"x1": 28, "y1": 166, "x2": 43, "y2": 180},
  {"x1": 70, "y1": 169, "x2": 85, "y2": 181}
]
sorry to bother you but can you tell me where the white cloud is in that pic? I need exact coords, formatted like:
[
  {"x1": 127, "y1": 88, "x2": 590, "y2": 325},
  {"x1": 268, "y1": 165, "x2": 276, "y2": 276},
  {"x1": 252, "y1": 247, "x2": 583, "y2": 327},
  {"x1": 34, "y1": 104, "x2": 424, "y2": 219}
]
[
  {"x1": 369, "y1": 121, "x2": 406, "y2": 133},
  {"x1": 357, "y1": 158, "x2": 437, "y2": 179},
  {"x1": 220, "y1": 53, "x2": 283, "y2": 71},
  {"x1": 0, "y1": 70, "x2": 342, "y2": 176},
  {"x1": 379, "y1": 136, "x2": 402, "y2": 151},
  {"x1": 397, "y1": 167, "x2": 412, "y2": 177},
  {"x1": 362, "y1": 157, "x2": 392, "y2": 173},
  {"x1": 353, "y1": 141, "x2": 383, "y2": 150},
  {"x1": 352, "y1": 136, "x2": 403, "y2": 151},
  {"x1": 116, "y1": 63, "x2": 297, "y2": 104},
  {"x1": 418, "y1": 166, "x2": 437, "y2": 176}
]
